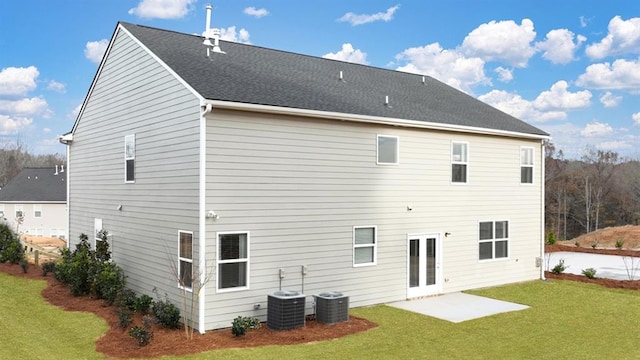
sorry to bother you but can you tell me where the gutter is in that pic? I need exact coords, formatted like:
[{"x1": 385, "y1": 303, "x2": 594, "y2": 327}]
[
  {"x1": 198, "y1": 102, "x2": 212, "y2": 334},
  {"x1": 57, "y1": 133, "x2": 73, "y2": 248},
  {"x1": 540, "y1": 140, "x2": 546, "y2": 281},
  {"x1": 206, "y1": 100, "x2": 550, "y2": 141}
]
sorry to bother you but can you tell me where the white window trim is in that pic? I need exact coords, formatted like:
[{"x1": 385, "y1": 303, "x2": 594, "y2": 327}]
[
  {"x1": 377, "y1": 134, "x2": 399, "y2": 165},
  {"x1": 478, "y1": 220, "x2": 510, "y2": 262},
  {"x1": 33, "y1": 204, "x2": 42, "y2": 218},
  {"x1": 520, "y1": 146, "x2": 534, "y2": 185},
  {"x1": 451, "y1": 141, "x2": 469, "y2": 184},
  {"x1": 124, "y1": 134, "x2": 135, "y2": 183},
  {"x1": 14, "y1": 204, "x2": 24, "y2": 218},
  {"x1": 353, "y1": 225, "x2": 377, "y2": 267},
  {"x1": 0, "y1": 204, "x2": 4, "y2": 218},
  {"x1": 216, "y1": 231, "x2": 250, "y2": 293},
  {"x1": 178, "y1": 230, "x2": 194, "y2": 292}
]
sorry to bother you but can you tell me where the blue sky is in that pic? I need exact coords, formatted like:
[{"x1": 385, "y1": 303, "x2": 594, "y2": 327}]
[{"x1": 1, "y1": 1, "x2": 639, "y2": 158}]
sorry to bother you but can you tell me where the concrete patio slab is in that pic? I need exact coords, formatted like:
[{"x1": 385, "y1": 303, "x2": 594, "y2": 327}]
[{"x1": 388, "y1": 292, "x2": 529, "y2": 323}]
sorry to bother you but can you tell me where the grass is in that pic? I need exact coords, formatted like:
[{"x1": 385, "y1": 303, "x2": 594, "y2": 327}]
[
  {"x1": 4, "y1": 272, "x2": 640, "y2": 359},
  {"x1": 0, "y1": 273, "x2": 108, "y2": 360}
]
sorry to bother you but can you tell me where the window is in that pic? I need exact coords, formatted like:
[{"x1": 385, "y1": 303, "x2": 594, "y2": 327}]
[
  {"x1": 521, "y1": 147, "x2": 534, "y2": 184},
  {"x1": 0, "y1": 204, "x2": 4, "y2": 218},
  {"x1": 353, "y1": 226, "x2": 377, "y2": 266},
  {"x1": 94, "y1": 218, "x2": 103, "y2": 244},
  {"x1": 179, "y1": 231, "x2": 193, "y2": 290},
  {"x1": 218, "y1": 232, "x2": 249, "y2": 290},
  {"x1": 479, "y1": 221, "x2": 509, "y2": 260},
  {"x1": 377, "y1": 135, "x2": 399, "y2": 165},
  {"x1": 34, "y1": 204, "x2": 42, "y2": 218},
  {"x1": 451, "y1": 142, "x2": 468, "y2": 183},
  {"x1": 125, "y1": 134, "x2": 135, "y2": 182},
  {"x1": 15, "y1": 204, "x2": 23, "y2": 218}
]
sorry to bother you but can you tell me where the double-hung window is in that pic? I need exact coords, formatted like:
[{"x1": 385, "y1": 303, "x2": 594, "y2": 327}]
[
  {"x1": 15, "y1": 204, "x2": 23, "y2": 218},
  {"x1": 218, "y1": 232, "x2": 249, "y2": 290},
  {"x1": 179, "y1": 231, "x2": 193, "y2": 290},
  {"x1": 377, "y1": 135, "x2": 399, "y2": 165},
  {"x1": 34, "y1": 204, "x2": 42, "y2": 218},
  {"x1": 520, "y1": 147, "x2": 534, "y2": 184},
  {"x1": 479, "y1": 221, "x2": 509, "y2": 260},
  {"x1": 353, "y1": 226, "x2": 377, "y2": 266},
  {"x1": 451, "y1": 141, "x2": 468, "y2": 183},
  {"x1": 125, "y1": 134, "x2": 135, "y2": 183}
]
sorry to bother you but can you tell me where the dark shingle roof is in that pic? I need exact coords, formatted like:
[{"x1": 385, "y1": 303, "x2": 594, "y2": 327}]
[
  {"x1": 0, "y1": 168, "x2": 66, "y2": 202},
  {"x1": 120, "y1": 22, "x2": 548, "y2": 137}
]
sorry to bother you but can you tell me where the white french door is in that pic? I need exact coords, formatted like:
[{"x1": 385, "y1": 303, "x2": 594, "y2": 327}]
[{"x1": 407, "y1": 233, "x2": 442, "y2": 298}]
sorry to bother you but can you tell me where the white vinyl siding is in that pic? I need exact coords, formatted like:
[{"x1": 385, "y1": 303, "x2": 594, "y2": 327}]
[
  {"x1": 520, "y1": 147, "x2": 534, "y2": 184},
  {"x1": 353, "y1": 226, "x2": 376, "y2": 266},
  {"x1": 451, "y1": 141, "x2": 468, "y2": 183},
  {"x1": 377, "y1": 135, "x2": 399, "y2": 165}
]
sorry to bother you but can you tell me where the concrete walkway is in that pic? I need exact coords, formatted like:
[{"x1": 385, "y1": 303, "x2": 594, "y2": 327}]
[
  {"x1": 389, "y1": 292, "x2": 529, "y2": 323},
  {"x1": 546, "y1": 252, "x2": 640, "y2": 280}
]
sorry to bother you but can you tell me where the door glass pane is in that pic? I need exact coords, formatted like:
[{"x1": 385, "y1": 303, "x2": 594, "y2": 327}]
[
  {"x1": 409, "y1": 239, "x2": 419, "y2": 287},
  {"x1": 426, "y1": 238, "x2": 436, "y2": 286}
]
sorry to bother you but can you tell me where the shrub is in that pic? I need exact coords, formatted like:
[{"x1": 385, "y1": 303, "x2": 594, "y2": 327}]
[
  {"x1": 92, "y1": 262, "x2": 126, "y2": 305},
  {"x1": 546, "y1": 232, "x2": 557, "y2": 245},
  {"x1": 591, "y1": 240, "x2": 599, "y2": 249},
  {"x1": 134, "y1": 294, "x2": 154, "y2": 313},
  {"x1": 41, "y1": 261, "x2": 56, "y2": 276},
  {"x1": 128, "y1": 314, "x2": 154, "y2": 347},
  {"x1": 54, "y1": 234, "x2": 95, "y2": 296},
  {"x1": 152, "y1": 289, "x2": 181, "y2": 329},
  {"x1": 231, "y1": 316, "x2": 261, "y2": 336},
  {"x1": 582, "y1": 268, "x2": 597, "y2": 279},
  {"x1": 19, "y1": 258, "x2": 29, "y2": 273},
  {"x1": 115, "y1": 288, "x2": 138, "y2": 312},
  {"x1": 552, "y1": 259, "x2": 568, "y2": 274},
  {"x1": 118, "y1": 308, "x2": 132, "y2": 328},
  {"x1": 574, "y1": 240, "x2": 580, "y2": 247},
  {"x1": 0, "y1": 223, "x2": 25, "y2": 264},
  {"x1": 615, "y1": 239, "x2": 625, "y2": 250}
]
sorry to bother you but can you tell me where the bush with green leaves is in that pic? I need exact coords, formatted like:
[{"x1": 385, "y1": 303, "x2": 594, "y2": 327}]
[
  {"x1": 115, "y1": 288, "x2": 138, "y2": 312},
  {"x1": 128, "y1": 315, "x2": 154, "y2": 347},
  {"x1": 92, "y1": 261, "x2": 125, "y2": 305},
  {"x1": 546, "y1": 232, "x2": 557, "y2": 245},
  {"x1": 552, "y1": 259, "x2": 568, "y2": 274},
  {"x1": 118, "y1": 308, "x2": 132, "y2": 329},
  {"x1": 231, "y1": 316, "x2": 261, "y2": 336},
  {"x1": 41, "y1": 261, "x2": 56, "y2": 276},
  {"x1": 0, "y1": 222, "x2": 25, "y2": 264},
  {"x1": 615, "y1": 239, "x2": 625, "y2": 250},
  {"x1": 582, "y1": 268, "x2": 597, "y2": 279},
  {"x1": 134, "y1": 294, "x2": 154, "y2": 314},
  {"x1": 152, "y1": 288, "x2": 181, "y2": 329}
]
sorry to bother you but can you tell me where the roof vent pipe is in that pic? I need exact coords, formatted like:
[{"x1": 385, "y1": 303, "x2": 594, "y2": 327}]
[
  {"x1": 203, "y1": 4, "x2": 213, "y2": 46},
  {"x1": 203, "y1": 4, "x2": 225, "y2": 54}
]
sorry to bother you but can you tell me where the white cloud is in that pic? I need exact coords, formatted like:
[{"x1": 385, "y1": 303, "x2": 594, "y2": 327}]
[
  {"x1": 323, "y1": 43, "x2": 368, "y2": 65},
  {"x1": 338, "y1": 4, "x2": 400, "y2": 26},
  {"x1": 585, "y1": 16, "x2": 640, "y2": 59},
  {"x1": 478, "y1": 89, "x2": 565, "y2": 122},
  {"x1": 533, "y1": 80, "x2": 591, "y2": 111},
  {"x1": 536, "y1": 29, "x2": 586, "y2": 64},
  {"x1": 219, "y1": 26, "x2": 251, "y2": 44},
  {"x1": 461, "y1": 19, "x2": 536, "y2": 68},
  {"x1": 599, "y1": 91, "x2": 622, "y2": 107},
  {"x1": 395, "y1": 43, "x2": 489, "y2": 93},
  {"x1": 494, "y1": 66, "x2": 513, "y2": 82},
  {"x1": 43, "y1": 127, "x2": 51, "y2": 133},
  {"x1": 576, "y1": 58, "x2": 640, "y2": 90},
  {"x1": 0, "y1": 97, "x2": 49, "y2": 116},
  {"x1": 84, "y1": 39, "x2": 109, "y2": 64},
  {"x1": 0, "y1": 114, "x2": 33, "y2": 135},
  {"x1": 633, "y1": 112, "x2": 640, "y2": 126},
  {"x1": 580, "y1": 16, "x2": 590, "y2": 28},
  {"x1": 597, "y1": 140, "x2": 633, "y2": 151},
  {"x1": 0, "y1": 66, "x2": 39, "y2": 96},
  {"x1": 243, "y1": 7, "x2": 268, "y2": 18},
  {"x1": 47, "y1": 80, "x2": 65, "y2": 93},
  {"x1": 128, "y1": 0, "x2": 195, "y2": 19},
  {"x1": 581, "y1": 121, "x2": 613, "y2": 137}
]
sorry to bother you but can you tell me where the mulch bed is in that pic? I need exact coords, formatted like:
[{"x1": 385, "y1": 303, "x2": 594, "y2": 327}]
[{"x1": 0, "y1": 262, "x2": 377, "y2": 359}]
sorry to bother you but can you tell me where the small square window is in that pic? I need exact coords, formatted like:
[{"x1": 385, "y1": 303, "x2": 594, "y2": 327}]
[
  {"x1": 354, "y1": 226, "x2": 377, "y2": 266},
  {"x1": 377, "y1": 135, "x2": 399, "y2": 165}
]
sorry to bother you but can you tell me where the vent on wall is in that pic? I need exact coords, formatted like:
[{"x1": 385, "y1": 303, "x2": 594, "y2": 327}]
[{"x1": 267, "y1": 290, "x2": 306, "y2": 330}]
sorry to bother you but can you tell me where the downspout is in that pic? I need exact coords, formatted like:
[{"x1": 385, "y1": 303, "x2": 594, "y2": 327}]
[
  {"x1": 199, "y1": 103, "x2": 212, "y2": 333},
  {"x1": 57, "y1": 134, "x2": 72, "y2": 249},
  {"x1": 540, "y1": 140, "x2": 546, "y2": 280}
]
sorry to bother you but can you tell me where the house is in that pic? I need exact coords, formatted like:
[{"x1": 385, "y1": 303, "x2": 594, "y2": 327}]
[
  {"x1": 0, "y1": 167, "x2": 67, "y2": 238},
  {"x1": 60, "y1": 14, "x2": 549, "y2": 333}
]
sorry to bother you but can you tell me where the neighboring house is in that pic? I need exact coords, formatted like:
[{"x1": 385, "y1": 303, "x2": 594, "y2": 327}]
[
  {"x1": 60, "y1": 19, "x2": 549, "y2": 333},
  {"x1": 0, "y1": 167, "x2": 67, "y2": 238}
]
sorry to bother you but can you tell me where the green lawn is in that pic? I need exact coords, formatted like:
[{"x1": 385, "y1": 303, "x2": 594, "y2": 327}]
[{"x1": 3, "y1": 272, "x2": 640, "y2": 359}]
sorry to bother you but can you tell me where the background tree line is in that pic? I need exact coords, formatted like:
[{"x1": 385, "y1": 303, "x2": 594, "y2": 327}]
[
  {"x1": 546, "y1": 143, "x2": 640, "y2": 241},
  {"x1": 0, "y1": 140, "x2": 65, "y2": 188}
]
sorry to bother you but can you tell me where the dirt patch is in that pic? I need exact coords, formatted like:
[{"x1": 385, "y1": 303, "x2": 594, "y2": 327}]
[
  {"x1": 559, "y1": 225, "x2": 640, "y2": 249},
  {"x1": 546, "y1": 244, "x2": 640, "y2": 258},
  {"x1": 0, "y1": 262, "x2": 376, "y2": 359}
]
